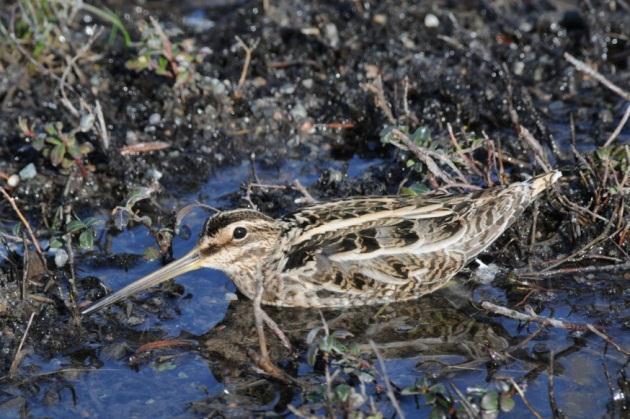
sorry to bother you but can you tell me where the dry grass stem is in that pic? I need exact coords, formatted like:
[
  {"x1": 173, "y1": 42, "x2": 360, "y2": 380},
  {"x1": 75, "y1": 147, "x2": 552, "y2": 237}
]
[
  {"x1": 235, "y1": 35, "x2": 259, "y2": 89},
  {"x1": 603, "y1": 103, "x2": 630, "y2": 147},
  {"x1": 0, "y1": 187, "x2": 45, "y2": 266},
  {"x1": 370, "y1": 340, "x2": 405, "y2": 419},
  {"x1": 361, "y1": 75, "x2": 396, "y2": 124},
  {"x1": 564, "y1": 52, "x2": 630, "y2": 101},
  {"x1": 9, "y1": 311, "x2": 36, "y2": 378},
  {"x1": 518, "y1": 125, "x2": 551, "y2": 171}
]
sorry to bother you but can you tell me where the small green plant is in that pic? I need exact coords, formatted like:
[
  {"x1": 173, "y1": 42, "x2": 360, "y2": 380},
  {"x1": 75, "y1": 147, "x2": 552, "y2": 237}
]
[
  {"x1": 125, "y1": 17, "x2": 208, "y2": 94},
  {"x1": 0, "y1": 0, "x2": 130, "y2": 73},
  {"x1": 19, "y1": 118, "x2": 94, "y2": 173},
  {"x1": 49, "y1": 215, "x2": 101, "y2": 251},
  {"x1": 401, "y1": 378, "x2": 517, "y2": 418}
]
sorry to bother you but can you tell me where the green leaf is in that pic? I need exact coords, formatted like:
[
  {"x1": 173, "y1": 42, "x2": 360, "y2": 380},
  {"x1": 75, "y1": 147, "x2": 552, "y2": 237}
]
[
  {"x1": 481, "y1": 391, "x2": 499, "y2": 412},
  {"x1": 335, "y1": 384, "x2": 351, "y2": 402},
  {"x1": 66, "y1": 219, "x2": 86, "y2": 233},
  {"x1": 79, "y1": 142, "x2": 94, "y2": 155},
  {"x1": 306, "y1": 342, "x2": 319, "y2": 366},
  {"x1": 79, "y1": 228, "x2": 94, "y2": 250},
  {"x1": 12, "y1": 223, "x2": 22, "y2": 236},
  {"x1": 67, "y1": 143, "x2": 83, "y2": 159},
  {"x1": 49, "y1": 237, "x2": 64, "y2": 249},
  {"x1": 143, "y1": 246, "x2": 161, "y2": 261},
  {"x1": 500, "y1": 393, "x2": 515, "y2": 412},
  {"x1": 429, "y1": 406, "x2": 447, "y2": 419},
  {"x1": 50, "y1": 143, "x2": 66, "y2": 166},
  {"x1": 32, "y1": 137, "x2": 45, "y2": 151}
]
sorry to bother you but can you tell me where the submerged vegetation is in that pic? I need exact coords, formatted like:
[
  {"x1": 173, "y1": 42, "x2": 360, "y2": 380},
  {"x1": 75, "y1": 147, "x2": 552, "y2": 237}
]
[{"x1": 0, "y1": 0, "x2": 629, "y2": 417}]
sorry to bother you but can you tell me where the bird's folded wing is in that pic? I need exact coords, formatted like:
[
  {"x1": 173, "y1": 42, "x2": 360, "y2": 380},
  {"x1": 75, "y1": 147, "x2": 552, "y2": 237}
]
[{"x1": 279, "y1": 213, "x2": 467, "y2": 293}]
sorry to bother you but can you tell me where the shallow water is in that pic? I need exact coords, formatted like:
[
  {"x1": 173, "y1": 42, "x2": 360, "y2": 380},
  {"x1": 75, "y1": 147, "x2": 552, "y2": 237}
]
[{"x1": 2, "y1": 151, "x2": 628, "y2": 418}]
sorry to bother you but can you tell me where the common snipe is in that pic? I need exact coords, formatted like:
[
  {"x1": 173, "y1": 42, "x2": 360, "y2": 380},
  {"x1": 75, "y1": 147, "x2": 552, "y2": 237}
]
[{"x1": 82, "y1": 171, "x2": 560, "y2": 314}]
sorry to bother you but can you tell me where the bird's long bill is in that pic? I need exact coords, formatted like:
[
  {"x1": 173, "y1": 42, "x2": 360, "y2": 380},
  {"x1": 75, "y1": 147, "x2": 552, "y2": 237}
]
[{"x1": 81, "y1": 248, "x2": 203, "y2": 316}]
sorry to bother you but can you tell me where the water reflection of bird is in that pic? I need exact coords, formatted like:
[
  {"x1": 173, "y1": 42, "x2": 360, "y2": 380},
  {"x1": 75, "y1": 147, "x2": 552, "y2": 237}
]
[
  {"x1": 82, "y1": 171, "x2": 560, "y2": 314},
  {"x1": 190, "y1": 292, "x2": 513, "y2": 415}
]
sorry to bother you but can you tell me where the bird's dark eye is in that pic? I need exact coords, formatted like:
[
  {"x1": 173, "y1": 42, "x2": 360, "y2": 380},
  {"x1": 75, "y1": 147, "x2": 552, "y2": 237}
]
[{"x1": 233, "y1": 227, "x2": 247, "y2": 240}]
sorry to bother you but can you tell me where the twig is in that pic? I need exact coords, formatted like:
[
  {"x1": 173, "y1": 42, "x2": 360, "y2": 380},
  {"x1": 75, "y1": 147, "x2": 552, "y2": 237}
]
[
  {"x1": 58, "y1": 27, "x2": 104, "y2": 117},
  {"x1": 120, "y1": 142, "x2": 171, "y2": 155},
  {"x1": 564, "y1": 52, "x2": 630, "y2": 101},
  {"x1": 547, "y1": 352, "x2": 564, "y2": 418},
  {"x1": 507, "y1": 378, "x2": 543, "y2": 419},
  {"x1": 586, "y1": 324, "x2": 630, "y2": 357},
  {"x1": 361, "y1": 75, "x2": 396, "y2": 124},
  {"x1": 447, "y1": 123, "x2": 484, "y2": 178},
  {"x1": 9, "y1": 311, "x2": 36, "y2": 377},
  {"x1": 64, "y1": 234, "x2": 80, "y2": 325},
  {"x1": 20, "y1": 231, "x2": 28, "y2": 300},
  {"x1": 481, "y1": 301, "x2": 630, "y2": 356},
  {"x1": 150, "y1": 17, "x2": 178, "y2": 78},
  {"x1": 481, "y1": 301, "x2": 587, "y2": 331},
  {"x1": 94, "y1": 99, "x2": 109, "y2": 150},
  {"x1": 292, "y1": 179, "x2": 318, "y2": 204},
  {"x1": 518, "y1": 125, "x2": 551, "y2": 171},
  {"x1": 370, "y1": 340, "x2": 405, "y2": 419},
  {"x1": 235, "y1": 35, "x2": 259, "y2": 89},
  {"x1": 603, "y1": 103, "x2": 630, "y2": 147},
  {"x1": 450, "y1": 383, "x2": 478, "y2": 417},
  {"x1": 389, "y1": 129, "x2": 456, "y2": 184},
  {"x1": 518, "y1": 261, "x2": 630, "y2": 278},
  {"x1": 0, "y1": 187, "x2": 45, "y2": 266}
]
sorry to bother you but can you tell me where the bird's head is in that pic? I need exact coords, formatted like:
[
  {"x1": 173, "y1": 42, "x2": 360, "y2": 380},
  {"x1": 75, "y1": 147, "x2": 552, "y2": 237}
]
[{"x1": 82, "y1": 209, "x2": 282, "y2": 315}]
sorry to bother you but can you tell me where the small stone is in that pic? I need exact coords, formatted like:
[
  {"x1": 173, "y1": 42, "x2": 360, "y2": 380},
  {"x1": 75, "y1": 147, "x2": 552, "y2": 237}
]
[
  {"x1": 290, "y1": 103, "x2": 308, "y2": 120},
  {"x1": 54, "y1": 249, "x2": 69, "y2": 268},
  {"x1": 324, "y1": 23, "x2": 340, "y2": 48},
  {"x1": 125, "y1": 130, "x2": 138, "y2": 145},
  {"x1": 513, "y1": 61, "x2": 525, "y2": 76},
  {"x1": 424, "y1": 13, "x2": 439, "y2": 28},
  {"x1": 7, "y1": 174, "x2": 20, "y2": 187},
  {"x1": 280, "y1": 84, "x2": 296, "y2": 95},
  {"x1": 148, "y1": 113, "x2": 161, "y2": 125},
  {"x1": 79, "y1": 113, "x2": 95, "y2": 132},
  {"x1": 19, "y1": 163, "x2": 37, "y2": 180},
  {"x1": 302, "y1": 78, "x2": 314, "y2": 89},
  {"x1": 373, "y1": 14, "x2": 387, "y2": 25}
]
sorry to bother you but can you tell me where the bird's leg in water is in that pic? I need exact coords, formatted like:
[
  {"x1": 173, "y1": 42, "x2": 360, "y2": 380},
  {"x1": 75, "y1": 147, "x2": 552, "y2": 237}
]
[{"x1": 250, "y1": 276, "x2": 294, "y2": 383}]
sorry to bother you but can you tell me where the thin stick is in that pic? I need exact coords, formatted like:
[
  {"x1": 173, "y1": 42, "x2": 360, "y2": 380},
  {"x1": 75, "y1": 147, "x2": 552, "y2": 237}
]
[
  {"x1": 481, "y1": 301, "x2": 630, "y2": 356},
  {"x1": 586, "y1": 324, "x2": 630, "y2": 357},
  {"x1": 547, "y1": 352, "x2": 563, "y2": 418},
  {"x1": 508, "y1": 378, "x2": 543, "y2": 419},
  {"x1": 518, "y1": 125, "x2": 551, "y2": 171},
  {"x1": 64, "y1": 234, "x2": 81, "y2": 325},
  {"x1": 564, "y1": 52, "x2": 630, "y2": 101},
  {"x1": 0, "y1": 187, "x2": 45, "y2": 264},
  {"x1": 370, "y1": 340, "x2": 405, "y2": 419},
  {"x1": 481, "y1": 301, "x2": 587, "y2": 331},
  {"x1": 20, "y1": 231, "x2": 29, "y2": 300},
  {"x1": 518, "y1": 261, "x2": 630, "y2": 278},
  {"x1": 361, "y1": 75, "x2": 396, "y2": 124},
  {"x1": 9, "y1": 311, "x2": 36, "y2": 377},
  {"x1": 603, "y1": 103, "x2": 630, "y2": 147},
  {"x1": 292, "y1": 179, "x2": 318, "y2": 204},
  {"x1": 235, "y1": 36, "x2": 259, "y2": 89}
]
